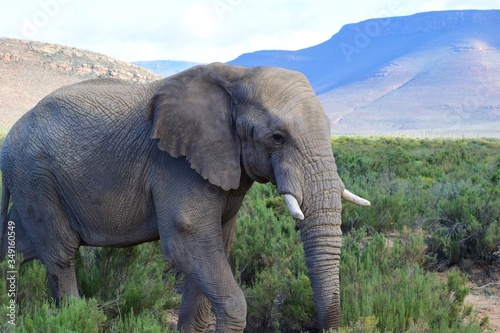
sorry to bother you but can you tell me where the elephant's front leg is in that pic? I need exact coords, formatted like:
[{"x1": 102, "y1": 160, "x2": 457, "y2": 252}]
[
  {"x1": 160, "y1": 211, "x2": 246, "y2": 332},
  {"x1": 177, "y1": 215, "x2": 240, "y2": 332},
  {"x1": 178, "y1": 277, "x2": 213, "y2": 332}
]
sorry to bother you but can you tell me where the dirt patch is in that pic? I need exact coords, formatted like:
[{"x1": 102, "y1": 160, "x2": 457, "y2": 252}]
[
  {"x1": 466, "y1": 291, "x2": 500, "y2": 331},
  {"x1": 464, "y1": 266, "x2": 500, "y2": 331}
]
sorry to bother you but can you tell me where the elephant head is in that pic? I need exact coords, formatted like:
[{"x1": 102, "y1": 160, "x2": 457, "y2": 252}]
[{"x1": 145, "y1": 63, "x2": 369, "y2": 330}]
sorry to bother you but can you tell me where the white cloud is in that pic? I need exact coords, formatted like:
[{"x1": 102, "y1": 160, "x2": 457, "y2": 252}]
[{"x1": 184, "y1": 4, "x2": 219, "y2": 38}]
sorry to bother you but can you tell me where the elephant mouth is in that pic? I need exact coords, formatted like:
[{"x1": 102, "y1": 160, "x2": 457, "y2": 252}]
[{"x1": 281, "y1": 190, "x2": 370, "y2": 221}]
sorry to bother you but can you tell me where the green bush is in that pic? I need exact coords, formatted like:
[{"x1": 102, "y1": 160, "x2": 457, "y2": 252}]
[
  {"x1": 232, "y1": 184, "x2": 316, "y2": 331},
  {"x1": 335, "y1": 137, "x2": 500, "y2": 266},
  {"x1": 16, "y1": 259, "x2": 51, "y2": 315},
  {"x1": 76, "y1": 242, "x2": 177, "y2": 317},
  {"x1": 340, "y1": 228, "x2": 482, "y2": 333},
  {"x1": 110, "y1": 309, "x2": 177, "y2": 332},
  {"x1": 0, "y1": 243, "x2": 180, "y2": 332},
  {"x1": 337, "y1": 316, "x2": 380, "y2": 333},
  {"x1": 16, "y1": 298, "x2": 106, "y2": 333}
]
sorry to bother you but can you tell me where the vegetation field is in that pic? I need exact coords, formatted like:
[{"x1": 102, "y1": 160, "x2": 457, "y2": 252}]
[{"x1": 0, "y1": 136, "x2": 499, "y2": 332}]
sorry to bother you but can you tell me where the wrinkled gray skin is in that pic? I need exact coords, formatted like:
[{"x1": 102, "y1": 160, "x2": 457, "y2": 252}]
[{"x1": 0, "y1": 63, "x2": 348, "y2": 331}]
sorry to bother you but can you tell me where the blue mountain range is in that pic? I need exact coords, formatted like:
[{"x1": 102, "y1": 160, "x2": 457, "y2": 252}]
[
  {"x1": 133, "y1": 60, "x2": 201, "y2": 78},
  {"x1": 138, "y1": 10, "x2": 500, "y2": 136}
]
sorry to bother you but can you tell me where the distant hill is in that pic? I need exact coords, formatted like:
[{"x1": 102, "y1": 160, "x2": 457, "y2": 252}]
[
  {"x1": 229, "y1": 10, "x2": 500, "y2": 137},
  {"x1": 0, "y1": 38, "x2": 161, "y2": 131},
  {"x1": 132, "y1": 60, "x2": 201, "y2": 77}
]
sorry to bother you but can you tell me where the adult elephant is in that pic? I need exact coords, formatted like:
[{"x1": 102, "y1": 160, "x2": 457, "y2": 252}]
[{"x1": 0, "y1": 63, "x2": 369, "y2": 332}]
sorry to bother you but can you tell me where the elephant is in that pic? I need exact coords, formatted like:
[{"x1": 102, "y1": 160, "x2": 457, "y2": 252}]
[{"x1": 0, "y1": 62, "x2": 369, "y2": 332}]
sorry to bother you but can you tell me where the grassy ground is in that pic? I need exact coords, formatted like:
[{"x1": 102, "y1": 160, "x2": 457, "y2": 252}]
[{"x1": 0, "y1": 136, "x2": 498, "y2": 332}]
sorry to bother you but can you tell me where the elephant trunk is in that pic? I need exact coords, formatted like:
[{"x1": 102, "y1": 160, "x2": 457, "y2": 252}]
[
  {"x1": 296, "y1": 143, "x2": 344, "y2": 330},
  {"x1": 300, "y1": 208, "x2": 342, "y2": 330},
  {"x1": 274, "y1": 130, "x2": 354, "y2": 329}
]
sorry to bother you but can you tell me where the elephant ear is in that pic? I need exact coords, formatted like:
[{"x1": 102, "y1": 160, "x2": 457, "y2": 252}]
[{"x1": 145, "y1": 63, "x2": 248, "y2": 191}]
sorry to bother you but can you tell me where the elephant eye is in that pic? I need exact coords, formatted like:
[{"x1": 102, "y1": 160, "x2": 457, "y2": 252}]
[{"x1": 272, "y1": 132, "x2": 285, "y2": 145}]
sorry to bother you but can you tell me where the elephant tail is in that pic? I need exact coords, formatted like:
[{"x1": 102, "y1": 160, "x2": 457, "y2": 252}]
[{"x1": 0, "y1": 177, "x2": 10, "y2": 259}]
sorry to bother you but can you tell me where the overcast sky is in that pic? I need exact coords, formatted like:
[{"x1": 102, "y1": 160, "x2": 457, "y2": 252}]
[{"x1": 1, "y1": 0, "x2": 499, "y2": 63}]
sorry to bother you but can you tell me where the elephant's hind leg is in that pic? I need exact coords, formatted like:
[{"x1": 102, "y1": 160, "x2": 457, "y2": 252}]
[
  {"x1": 39, "y1": 225, "x2": 80, "y2": 304},
  {"x1": 45, "y1": 259, "x2": 79, "y2": 305},
  {"x1": 15, "y1": 196, "x2": 80, "y2": 303},
  {"x1": 4, "y1": 205, "x2": 37, "y2": 262}
]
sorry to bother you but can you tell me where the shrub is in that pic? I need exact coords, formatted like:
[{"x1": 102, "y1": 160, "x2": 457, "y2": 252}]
[
  {"x1": 335, "y1": 137, "x2": 500, "y2": 267},
  {"x1": 340, "y1": 228, "x2": 482, "y2": 332},
  {"x1": 16, "y1": 259, "x2": 51, "y2": 315},
  {"x1": 232, "y1": 184, "x2": 316, "y2": 331},
  {"x1": 76, "y1": 242, "x2": 177, "y2": 317},
  {"x1": 110, "y1": 309, "x2": 177, "y2": 332},
  {"x1": 337, "y1": 316, "x2": 380, "y2": 333},
  {"x1": 0, "y1": 243, "x2": 179, "y2": 332},
  {"x1": 16, "y1": 298, "x2": 106, "y2": 333}
]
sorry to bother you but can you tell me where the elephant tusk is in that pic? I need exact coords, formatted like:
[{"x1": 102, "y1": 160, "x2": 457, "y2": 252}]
[
  {"x1": 342, "y1": 189, "x2": 371, "y2": 206},
  {"x1": 284, "y1": 194, "x2": 305, "y2": 220}
]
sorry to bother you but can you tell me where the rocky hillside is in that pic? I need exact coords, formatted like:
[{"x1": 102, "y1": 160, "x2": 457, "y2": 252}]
[{"x1": 0, "y1": 38, "x2": 161, "y2": 131}]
